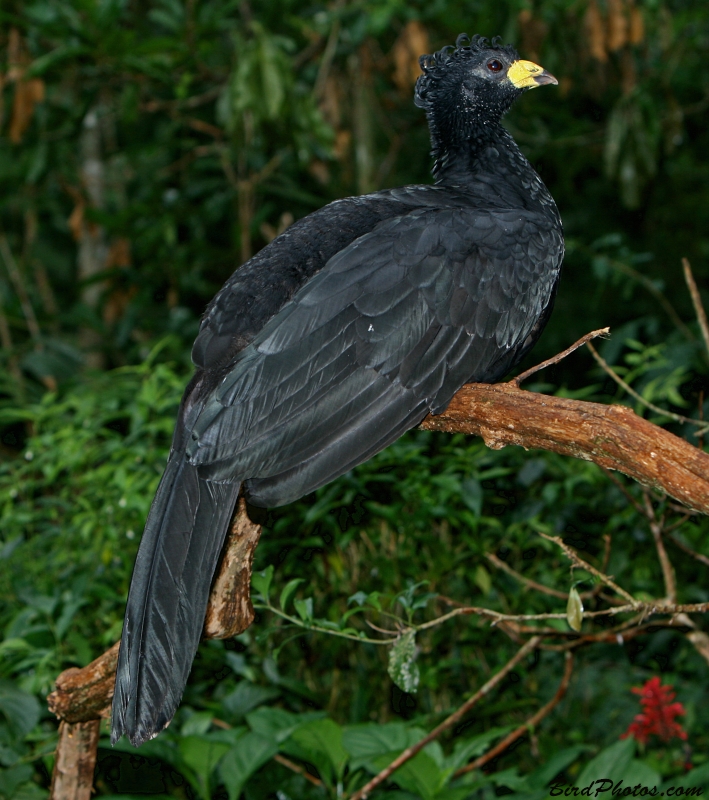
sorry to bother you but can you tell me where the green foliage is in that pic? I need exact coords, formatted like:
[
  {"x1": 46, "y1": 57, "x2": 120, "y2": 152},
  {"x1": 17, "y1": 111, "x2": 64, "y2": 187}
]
[{"x1": 1, "y1": 1, "x2": 709, "y2": 798}]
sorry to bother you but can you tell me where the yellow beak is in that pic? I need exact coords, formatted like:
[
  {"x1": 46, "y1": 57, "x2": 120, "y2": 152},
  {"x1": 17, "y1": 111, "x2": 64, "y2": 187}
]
[{"x1": 507, "y1": 59, "x2": 558, "y2": 89}]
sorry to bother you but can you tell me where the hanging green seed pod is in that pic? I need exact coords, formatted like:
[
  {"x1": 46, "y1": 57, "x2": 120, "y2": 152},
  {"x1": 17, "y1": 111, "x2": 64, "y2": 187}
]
[{"x1": 567, "y1": 586, "x2": 584, "y2": 632}]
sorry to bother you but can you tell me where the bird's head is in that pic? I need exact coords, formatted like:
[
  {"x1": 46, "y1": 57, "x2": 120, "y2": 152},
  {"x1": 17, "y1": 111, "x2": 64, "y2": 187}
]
[{"x1": 415, "y1": 34, "x2": 557, "y2": 143}]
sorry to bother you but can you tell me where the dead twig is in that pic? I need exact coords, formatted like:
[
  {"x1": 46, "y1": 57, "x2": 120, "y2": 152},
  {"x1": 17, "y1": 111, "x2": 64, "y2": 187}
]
[
  {"x1": 601, "y1": 467, "x2": 647, "y2": 517},
  {"x1": 510, "y1": 327, "x2": 610, "y2": 387},
  {"x1": 596, "y1": 252, "x2": 694, "y2": 342},
  {"x1": 485, "y1": 552, "x2": 569, "y2": 599},
  {"x1": 642, "y1": 491, "x2": 676, "y2": 603},
  {"x1": 667, "y1": 533, "x2": 709, "y2": 568},
  {"x1": 140, "y1": 85, "x2": 224, "y2": 113},
  {"x1": 682, "y1": 258, "x2": 709, "y2": 360},
  {"x1": 539, "y1": 533, "x2": 638, "y2": 606},
  {"x1": 600, "y1": 533, "x2": 612, "y2": 574},
  {"x1": 0, "y1": 234, "x2": 43, "y2": 345},
  {"x1": 672, "y1": 612, "x2": 709, "y2": 668},
  {"x1": 350, "y1": 637, "x2": 541, "y2": 800},
  {"x1": 486, "y1": 551, "x2": 608, "y2": 604},
  {"x1": 586, "y1": 341, "x2": 708, "y2": 434},
  {"x1": 274, "y1": 754, "x2": 323, "y2": 786},
  {"x1": 454, "y1": 651, "x2": 574, "y2": 777}
]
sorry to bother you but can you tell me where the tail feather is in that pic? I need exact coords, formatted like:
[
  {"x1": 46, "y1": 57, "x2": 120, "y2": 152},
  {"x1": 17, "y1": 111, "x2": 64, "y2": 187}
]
[{"x1": 111, "y1": 454, "x2": 240, "y2": 745}]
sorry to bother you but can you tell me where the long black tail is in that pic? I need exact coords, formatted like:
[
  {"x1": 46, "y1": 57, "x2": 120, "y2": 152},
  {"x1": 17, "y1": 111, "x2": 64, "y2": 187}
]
[{"x1": 111, "y1": 453, "x2": 240, "y2": 746}]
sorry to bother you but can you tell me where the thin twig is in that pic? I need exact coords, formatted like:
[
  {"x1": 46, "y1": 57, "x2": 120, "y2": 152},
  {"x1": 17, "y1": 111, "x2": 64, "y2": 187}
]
[
  {"x1": 255, "y1": 602, "x2": 389, "y2": 645},
  {"x1": 545, "y1": 616, "x2": 680, "y2": 651},
  {"x1": 140, "y1": 85, "x2": 224, "y2": 113},
  {"x1": 595, "y1": 251, "x2": 694, "y2": 342},
  {"x1": 600, "y1": 533, "x2": 612, "y2": 575},
  {"x1": 642, "y1": 490, "x2": 676, "y2": 603},
  {"x1": 511, "y1": 327, "x2": 610, "y2": 387},
  {"x1": 350, "y1": 637, "x2": 541, "y2": 800},
  {"x1": 0, "y1": 292, "x2": 23, "y2": 389},
  {"x1": 454, "y1": 651, "x2": 574, "y2": 777},
  {"x1": 601, "y1": 467, "x2": 647, "y2": 516},
  {"x1": 313, "y1": 5, "x2": 342, "y2": 100},
  {"x1": 209, "y1": 715, "x2": 333, "y2": 769},
  {"x1": 539, "y1": 533, "x2": 638, "y2": 606},
  {"x1": 668, "y1": 503, "x2": 700, "y2": 517},
  {"x1": 364, "y1": 619, "x2": 400, "y2": 637},
  {"x1": 485, "y1": 552, "x2": 569, "y2": 599},
  {"x1": 668, "y1": 533, "x2": 709, "y2": 568},
  {"x1": 274, "y1": 754, "x2": 323, "y2": 786},
  {"x1": 699, "y1": 390, "x2": 706, "y2": 451},
  {"x1": 682, "y1": 258, "x2": 709, "y2": 361},
  {"x1": 663, "y1": 514, "x2": 691, "y2": 534},
  {"x1": 586, "y1": 341, "x2": 709, "y2": 434},
  {"x1": 432, "y1": 599, "x2": 709, "y2": 627},
  {"x1": 0, "y1": 234, "x2": 42, "y2": 345}
]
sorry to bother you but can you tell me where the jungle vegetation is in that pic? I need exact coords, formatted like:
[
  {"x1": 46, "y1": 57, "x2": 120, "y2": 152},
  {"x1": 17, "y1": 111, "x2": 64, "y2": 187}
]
[{"x1": 1, "y1": 1, "x2": 709, "y2": 798}]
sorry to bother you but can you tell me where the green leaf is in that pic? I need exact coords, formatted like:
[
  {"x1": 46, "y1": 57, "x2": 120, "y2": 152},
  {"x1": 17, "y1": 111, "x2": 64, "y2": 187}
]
[
  {"x1": 181, "y1": 711, "x2": 214, "y2": 736},
  {"x1": 347, "y1": 591, "x2": 382, "y2": 611},
  {"x1": 0, "y1": 681, "x2": 41, "y2": 738},
  {"x1": 461, "y1": 477, "x2": 483, "y2": 516},
  {"x1": 474, "y1": 564, "x2": 491, "y2": 596},
  {"x1": 246, "y1": 707, "x2": 323, "y2": 744},
  {"x1": 178, "y1": 735, "x2": 232, "y2": 800},
  {"x1": 525, "y1": 745, "x2": 592, "y2": 789},
  {"x1": 369, "y1": 749, "x2": 443, "y2": 800},
  {"x1": 290, "y1": 718, "x2": 348, "y2": 786},
  {"x1": 663, "y1": 761, "x2": 709, "y2": 791},
  {"x1": 279, "y1": 578, "x2": 304, "y2": 612},
  {"x1": 0, "y1": 764, "x2": 33, "y2": 800},
  {"x1": 251, "y1": 566, "x2": 274, "y2": 601},
  {"x1": 221, "y1": 682, "x2": 280, "y2": 721},
  {"x1": 343, "y1": 722, "x2": 412, "y2": 759},
  {"x1": 218, "y1": 733, "x2": 278, "y2": 800},
  {"x1": 348, "y1": 591, "x2": 368, "y2": 607},
  {"x1": 26, "y1": 44, "x2": 89, "y2": 77},
  {"x1": 445, "y1": 726, "x2": 515, "y2": 773},
  {"x1": 293, "y1": 597, "x2": 313, "y2": 622},
  {"x1": 388, "y1": 631, "x2": 419, "y2": 694},
  {"x1": 575, "y1": 738, "x2": 635, "y2": 788}
]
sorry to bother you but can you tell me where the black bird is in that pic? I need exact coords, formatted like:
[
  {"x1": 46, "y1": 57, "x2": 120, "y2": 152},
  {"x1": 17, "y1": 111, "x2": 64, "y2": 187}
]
[{"x1": 111, "y1": 34, "x2": 563, "y2": 745}]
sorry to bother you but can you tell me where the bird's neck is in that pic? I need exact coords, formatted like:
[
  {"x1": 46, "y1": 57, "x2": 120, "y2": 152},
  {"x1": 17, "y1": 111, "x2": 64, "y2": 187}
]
[{"x1": 431, "y1": 122, "x2": 522, "y2": 185}]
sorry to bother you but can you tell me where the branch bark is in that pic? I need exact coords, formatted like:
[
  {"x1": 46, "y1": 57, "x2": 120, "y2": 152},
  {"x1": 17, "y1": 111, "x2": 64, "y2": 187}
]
[
  {"x1": 420, "y1": 383, "x2": 709, "y2": 514},
  {"x1": 49, "y1": 721, "x2": 101, "y2": 800}
]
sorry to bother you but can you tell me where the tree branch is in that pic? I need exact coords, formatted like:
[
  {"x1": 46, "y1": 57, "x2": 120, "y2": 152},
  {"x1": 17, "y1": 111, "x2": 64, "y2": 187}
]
[
  {"x1": 682, "y1": 258, "x2": 709, "y2": 360},
  {"x1": 420, "y1": 382, "x2": 709, "y2": 514},
  {"x1": 510, "y1": 327, "x2": 609, "y2": 387},
  {"x1": 454, "y1": 651, "x2": 574, "y2": 777},
  {"x1": 539, "y1": 533, "x2": 638, "y2": 606},
  {"x1": 49, "y1": 721, "x2": 101, "y2": 800},
  {"x1": 586, "y1": 341, "x2": 708, "y2": 433}
]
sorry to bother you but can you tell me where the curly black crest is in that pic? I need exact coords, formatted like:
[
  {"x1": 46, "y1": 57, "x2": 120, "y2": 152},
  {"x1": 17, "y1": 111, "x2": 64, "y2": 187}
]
[{"x1": 415, "y1": 34, "x2": 520, "y2": 108}]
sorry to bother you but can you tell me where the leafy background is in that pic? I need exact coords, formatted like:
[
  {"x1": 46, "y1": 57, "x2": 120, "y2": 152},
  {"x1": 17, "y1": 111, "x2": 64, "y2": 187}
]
[{"x1": 1, "y1": 0, "x2": 709, "y2": 798}]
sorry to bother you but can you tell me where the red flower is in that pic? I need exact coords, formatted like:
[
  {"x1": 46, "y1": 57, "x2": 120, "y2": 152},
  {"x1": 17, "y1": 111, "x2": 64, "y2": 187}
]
[{"x1": 621, "y1": 676, "x2": 688, "y2": 744}]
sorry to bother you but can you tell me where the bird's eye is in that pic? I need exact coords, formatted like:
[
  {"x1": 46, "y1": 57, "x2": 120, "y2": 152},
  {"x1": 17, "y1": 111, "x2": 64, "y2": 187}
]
[{"x1": 487, "y1": 59, "x2": 503, "y2": 73}]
